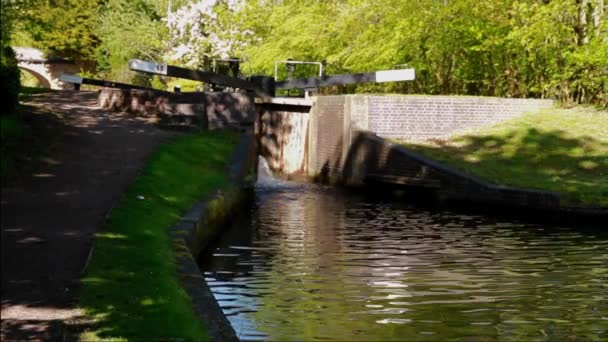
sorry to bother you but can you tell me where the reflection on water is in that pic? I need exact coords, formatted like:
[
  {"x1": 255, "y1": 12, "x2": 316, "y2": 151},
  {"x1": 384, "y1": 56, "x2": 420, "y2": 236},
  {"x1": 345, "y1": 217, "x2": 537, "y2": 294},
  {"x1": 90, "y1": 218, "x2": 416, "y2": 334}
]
[{"x1": 198, "y1": 183, "x2": 608, "y2": 341}]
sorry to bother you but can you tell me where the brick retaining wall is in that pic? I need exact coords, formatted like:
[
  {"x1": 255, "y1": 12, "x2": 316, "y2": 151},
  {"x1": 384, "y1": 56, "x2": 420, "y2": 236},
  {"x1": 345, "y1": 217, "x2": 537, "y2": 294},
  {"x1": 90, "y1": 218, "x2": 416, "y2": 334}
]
[
  {"x1": 365, "y1": 96, "x2": 554, "y2": 140},
  {"x1": 305, "y1": 95, "x2": 554, "y2": 177}
]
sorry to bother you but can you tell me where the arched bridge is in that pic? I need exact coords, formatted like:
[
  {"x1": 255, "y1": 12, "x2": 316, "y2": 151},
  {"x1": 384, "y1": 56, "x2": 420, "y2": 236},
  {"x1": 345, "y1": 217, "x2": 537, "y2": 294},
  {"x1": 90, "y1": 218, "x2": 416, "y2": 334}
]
[{"x1": 14, "y1": 47, "x2": 81, "y2": 89}]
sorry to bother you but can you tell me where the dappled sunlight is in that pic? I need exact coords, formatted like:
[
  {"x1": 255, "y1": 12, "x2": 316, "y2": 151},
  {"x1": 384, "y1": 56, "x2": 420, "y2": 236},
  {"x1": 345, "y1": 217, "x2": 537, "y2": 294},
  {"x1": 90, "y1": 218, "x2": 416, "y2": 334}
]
[
  {"x1": 32, "y1": 173, "x2": 55, "y2": 178},
  {"x1": 79, "y1": 130, "x2": 238, "y2": 340},
  {"x1": 1, "y1": 90, "x2": 185, "y2": 341},
  {"x1": 81, "y1": 277, "x2": 107, "y2": 285},
  {"x1": 95, "y1": 233, "x2": 128, "y2": 240},
  {"x1": 579, "y1": 160, "x2": 599, "y2": 170},
  {"x1": 140, "y1": 298, "x2": 156, "y2": 306},
  {"x1": 400, "y1": 108, "x2": 608, "y2": 206}
]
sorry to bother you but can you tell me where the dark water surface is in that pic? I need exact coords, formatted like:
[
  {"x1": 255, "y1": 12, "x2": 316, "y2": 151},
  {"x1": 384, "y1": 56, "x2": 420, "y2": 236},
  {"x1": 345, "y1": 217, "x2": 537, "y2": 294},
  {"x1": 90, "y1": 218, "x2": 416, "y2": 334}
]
[{"x1": 198, "y1": 183, "x2": 607, "y2": 341}]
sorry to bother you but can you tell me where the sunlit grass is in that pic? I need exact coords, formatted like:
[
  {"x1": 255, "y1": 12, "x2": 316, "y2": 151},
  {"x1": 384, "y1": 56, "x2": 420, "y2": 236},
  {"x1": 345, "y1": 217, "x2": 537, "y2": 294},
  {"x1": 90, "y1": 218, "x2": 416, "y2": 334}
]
[
  {"x1": 80, "y1": 130, "x2": 239, "y2": 341},
  {"x1": 399, "y1": 107, "x2": 608, "y2": 207}
]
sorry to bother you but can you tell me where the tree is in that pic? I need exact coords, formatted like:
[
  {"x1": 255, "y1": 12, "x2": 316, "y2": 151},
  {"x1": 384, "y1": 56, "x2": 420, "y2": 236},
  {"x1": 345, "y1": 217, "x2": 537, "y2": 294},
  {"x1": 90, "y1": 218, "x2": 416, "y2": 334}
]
[
  {"x1": 163, "y1": 0, "x2": 252, "y2": 68},
  {"x1": 19, "y1": 0, "x2": 102, "y2": 60},
  {"x1": 95, "y1": 0, "x2": 165, "y2": 82}
]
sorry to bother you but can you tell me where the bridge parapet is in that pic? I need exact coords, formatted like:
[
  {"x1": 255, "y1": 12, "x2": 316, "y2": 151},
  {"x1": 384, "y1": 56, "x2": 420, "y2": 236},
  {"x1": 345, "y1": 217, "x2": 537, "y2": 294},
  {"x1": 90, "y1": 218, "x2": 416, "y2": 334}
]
[{"x1": 13, "y1": 46, "x2": 79, "y2": 89}]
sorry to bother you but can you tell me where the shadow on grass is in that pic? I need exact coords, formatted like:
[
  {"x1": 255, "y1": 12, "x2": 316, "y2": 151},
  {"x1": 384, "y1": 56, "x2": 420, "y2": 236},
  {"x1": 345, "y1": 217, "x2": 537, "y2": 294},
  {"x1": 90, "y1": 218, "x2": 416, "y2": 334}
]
[
  {"x1": 79, "y1": 131, "x2": 240, "y2": 341},
  {"x1": 403, "y1": 128, "x2": 608, "y2": 207}
]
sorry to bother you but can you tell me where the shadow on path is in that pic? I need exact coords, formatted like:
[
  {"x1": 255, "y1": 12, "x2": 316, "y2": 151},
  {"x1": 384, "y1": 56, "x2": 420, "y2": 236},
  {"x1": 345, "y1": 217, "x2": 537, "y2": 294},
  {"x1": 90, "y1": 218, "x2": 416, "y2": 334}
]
[{"x1": 1, "y1": 91, "x2": 175, "y2": 340}]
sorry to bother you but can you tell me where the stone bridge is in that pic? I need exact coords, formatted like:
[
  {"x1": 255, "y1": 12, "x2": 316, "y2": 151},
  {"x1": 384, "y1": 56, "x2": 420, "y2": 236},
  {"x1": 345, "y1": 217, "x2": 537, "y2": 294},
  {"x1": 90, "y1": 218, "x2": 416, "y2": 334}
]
[{"x1": 14, "y1": 47, "x2": 81, "y2": 89}]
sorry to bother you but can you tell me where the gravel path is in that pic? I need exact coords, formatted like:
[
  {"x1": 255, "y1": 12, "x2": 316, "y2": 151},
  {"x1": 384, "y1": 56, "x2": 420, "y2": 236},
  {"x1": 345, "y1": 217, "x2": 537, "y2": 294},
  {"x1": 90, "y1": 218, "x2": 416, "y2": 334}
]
[{"x1": 1, "y1": 91, "x2": 174, "y2": 340}]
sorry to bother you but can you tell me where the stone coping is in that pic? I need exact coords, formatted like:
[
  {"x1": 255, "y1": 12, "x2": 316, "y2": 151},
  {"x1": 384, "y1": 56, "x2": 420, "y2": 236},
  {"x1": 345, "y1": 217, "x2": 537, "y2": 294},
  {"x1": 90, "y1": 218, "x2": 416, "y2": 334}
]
[
  {"x1": 170, "y1": 131, "x2": 256, "y2": 342},
  {"x1": 254, "y1": 96, "x2": 313, "y2": 106}
]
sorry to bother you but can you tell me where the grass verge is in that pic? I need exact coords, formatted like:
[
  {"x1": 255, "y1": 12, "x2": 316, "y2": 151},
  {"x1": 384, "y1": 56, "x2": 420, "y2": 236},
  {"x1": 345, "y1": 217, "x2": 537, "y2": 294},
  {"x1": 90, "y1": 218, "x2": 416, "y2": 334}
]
[
  {"x1": 80, "y1": 130, "x2": 239, "y2": 341},
  {"x1": 399, "y1": 107, "x2": 608, "y2": 207}
]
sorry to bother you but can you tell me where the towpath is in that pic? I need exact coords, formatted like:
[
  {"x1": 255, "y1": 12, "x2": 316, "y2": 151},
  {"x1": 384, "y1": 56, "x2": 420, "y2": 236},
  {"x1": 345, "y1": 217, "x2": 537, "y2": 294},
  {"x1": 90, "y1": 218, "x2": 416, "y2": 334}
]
[{"x1": 1, "y1": 91, "x2": 174, "y2": 340}]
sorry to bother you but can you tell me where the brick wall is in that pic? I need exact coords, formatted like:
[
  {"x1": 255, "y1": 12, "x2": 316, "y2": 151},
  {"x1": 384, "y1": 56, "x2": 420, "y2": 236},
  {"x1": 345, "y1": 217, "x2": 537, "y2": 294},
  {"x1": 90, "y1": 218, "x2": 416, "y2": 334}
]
[
  {"x1": 366, "y1": 96, "x2": 554, "y2": 141},
  {"x1": 98, "y1": 89, "x2": 255, "y2": 129},
  {"x1": 257, "y1": 94, "x2": 554, "y2": 178},
  {"x1": 254, "y1": 94, "x2": 573, "y2": 212}
]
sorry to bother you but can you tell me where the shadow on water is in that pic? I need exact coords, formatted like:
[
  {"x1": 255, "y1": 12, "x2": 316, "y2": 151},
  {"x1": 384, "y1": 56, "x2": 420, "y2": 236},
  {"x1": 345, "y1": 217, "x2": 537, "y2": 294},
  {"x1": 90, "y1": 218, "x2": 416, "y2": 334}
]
[{"x1": 199, "y1": 179, "x2": 608, "y2": 341}]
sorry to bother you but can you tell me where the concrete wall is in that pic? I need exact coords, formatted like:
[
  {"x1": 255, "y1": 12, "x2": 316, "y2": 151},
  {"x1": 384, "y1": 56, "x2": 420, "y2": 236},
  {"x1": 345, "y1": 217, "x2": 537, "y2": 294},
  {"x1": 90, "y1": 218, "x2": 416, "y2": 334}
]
[{"x1": 98, "y1": 89, "x2": 255, "y2": 129}]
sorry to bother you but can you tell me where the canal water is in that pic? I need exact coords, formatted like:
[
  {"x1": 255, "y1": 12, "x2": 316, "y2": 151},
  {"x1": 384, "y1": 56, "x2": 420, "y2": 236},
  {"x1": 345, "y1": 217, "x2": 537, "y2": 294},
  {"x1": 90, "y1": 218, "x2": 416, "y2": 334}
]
[{"x1": 198, "y1": 178, "x2": 607, "y2": 340}]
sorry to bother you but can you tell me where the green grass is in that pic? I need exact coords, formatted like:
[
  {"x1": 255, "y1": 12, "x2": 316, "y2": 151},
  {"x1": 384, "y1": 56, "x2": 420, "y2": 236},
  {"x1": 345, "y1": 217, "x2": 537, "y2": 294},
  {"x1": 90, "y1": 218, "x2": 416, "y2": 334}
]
[
  {"x1": 399, "y1": 107, "x2": 608, "y2": 207},
  {"x1": 80, "y1": 130, "x2": 239, "y2": 341}
]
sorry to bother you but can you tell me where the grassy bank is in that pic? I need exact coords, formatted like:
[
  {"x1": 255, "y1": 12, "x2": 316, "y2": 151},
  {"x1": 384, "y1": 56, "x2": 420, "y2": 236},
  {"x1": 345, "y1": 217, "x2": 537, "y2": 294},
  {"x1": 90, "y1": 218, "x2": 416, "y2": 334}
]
[
  {"x1": 80, "y1": 130, "x2": 239, "y2": 341},
  {"x1": 399, "y1": 107, "x2": 608, "y2": 207}
]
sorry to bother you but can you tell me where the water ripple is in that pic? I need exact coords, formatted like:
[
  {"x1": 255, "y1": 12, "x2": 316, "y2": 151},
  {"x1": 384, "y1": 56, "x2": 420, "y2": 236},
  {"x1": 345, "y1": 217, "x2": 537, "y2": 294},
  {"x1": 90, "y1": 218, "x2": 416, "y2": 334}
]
[{"x1": 199, "y1": 183, "x2": 608, "y2": 341}]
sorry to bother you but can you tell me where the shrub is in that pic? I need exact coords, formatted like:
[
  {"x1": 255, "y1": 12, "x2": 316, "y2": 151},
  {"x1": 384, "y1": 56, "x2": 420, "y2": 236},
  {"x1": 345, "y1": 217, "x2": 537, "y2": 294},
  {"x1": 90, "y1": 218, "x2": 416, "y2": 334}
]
[{"x1": 1, "y1": 46, "x2": 21, "y2": 114}]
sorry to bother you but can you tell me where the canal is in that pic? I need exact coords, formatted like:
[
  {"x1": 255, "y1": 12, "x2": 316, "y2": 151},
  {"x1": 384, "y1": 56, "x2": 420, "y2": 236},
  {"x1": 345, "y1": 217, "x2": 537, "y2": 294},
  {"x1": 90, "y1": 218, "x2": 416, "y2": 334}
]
[{"x1": 198, "y1": 179, "x2": 607, "y2": 341}]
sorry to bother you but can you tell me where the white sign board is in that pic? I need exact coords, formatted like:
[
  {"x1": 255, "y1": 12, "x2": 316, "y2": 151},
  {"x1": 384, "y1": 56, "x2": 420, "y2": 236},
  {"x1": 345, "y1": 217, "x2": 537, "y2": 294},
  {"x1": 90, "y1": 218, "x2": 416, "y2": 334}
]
[
  {"x1": 375, "y1": 69, "x2": 416, "y2": 83},
  {"x1": 59, "y1": 74, "x2": 83, "y2": 84},
  {"x1": 129, "y1": 59, "x2": 168, "y2": 75}
]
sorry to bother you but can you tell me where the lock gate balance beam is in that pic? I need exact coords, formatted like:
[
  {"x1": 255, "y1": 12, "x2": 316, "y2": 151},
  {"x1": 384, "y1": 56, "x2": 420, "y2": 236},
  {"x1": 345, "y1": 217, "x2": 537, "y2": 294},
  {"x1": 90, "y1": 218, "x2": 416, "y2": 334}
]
[
  {"x1": 275, "y1": 69, "x2": 415, "y2": 90},
  {"x1": 128, "y1": 59, "x2": 275, "y2": 97},
  {"x1": 59, "y1": 74, "x2": 163, "y2": 92}
]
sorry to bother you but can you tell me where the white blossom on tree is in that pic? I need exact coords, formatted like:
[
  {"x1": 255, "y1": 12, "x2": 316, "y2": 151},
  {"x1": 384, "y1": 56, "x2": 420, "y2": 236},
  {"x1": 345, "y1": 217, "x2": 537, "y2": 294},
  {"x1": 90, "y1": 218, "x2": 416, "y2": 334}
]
[{"x1": 163, "y1": 0, "x2": 252, "y2": 67}]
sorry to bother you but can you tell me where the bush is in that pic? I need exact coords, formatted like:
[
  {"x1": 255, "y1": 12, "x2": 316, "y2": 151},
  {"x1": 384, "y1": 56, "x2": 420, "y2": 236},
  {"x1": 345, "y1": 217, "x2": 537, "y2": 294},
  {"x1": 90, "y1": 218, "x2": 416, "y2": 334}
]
[{"x1": 1, "y1": 46, "x2": 21, "y2": 114}]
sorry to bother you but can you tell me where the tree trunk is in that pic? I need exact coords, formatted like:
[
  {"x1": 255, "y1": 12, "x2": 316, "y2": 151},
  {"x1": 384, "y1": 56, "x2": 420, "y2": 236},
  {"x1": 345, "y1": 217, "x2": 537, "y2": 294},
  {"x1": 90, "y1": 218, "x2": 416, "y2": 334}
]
[
  {"x1": 592, "y1": 0, "x2": 604, "y2": 37},
  {"x1": 580, "y1": 0, "x2": 590, "y2": 45}
]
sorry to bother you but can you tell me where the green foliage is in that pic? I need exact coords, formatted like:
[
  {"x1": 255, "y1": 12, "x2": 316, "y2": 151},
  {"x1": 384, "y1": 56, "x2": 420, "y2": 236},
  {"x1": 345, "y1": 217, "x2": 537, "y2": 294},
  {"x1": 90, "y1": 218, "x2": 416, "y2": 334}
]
[
  {"x1": 238, "y1": 0, "x2": 607, "y2": 105},
  {"x1": 1, "y1": 46, "x2": 21, "y2": 114},
  {"x1": 166, "y1": 78, "x2": 204, "y2": 92},
  {"x1": 400, "y1": 107, "x2": 608, "y2": 207},
  {"x1": 1, "y1": 0, "x2": 17, "y2": 47},
  {"x1": 80, "y1": 130, "x2": 239, "y2": 341},
  {"x1": 95, "y1": 0, "x2": 165, "y2": 82},
  {"x1": 10, "y1": 0, "x2": 605, "y2": 104},
  {"x1": 19, "y1": 0, "x2": 102, "y2": 60}
]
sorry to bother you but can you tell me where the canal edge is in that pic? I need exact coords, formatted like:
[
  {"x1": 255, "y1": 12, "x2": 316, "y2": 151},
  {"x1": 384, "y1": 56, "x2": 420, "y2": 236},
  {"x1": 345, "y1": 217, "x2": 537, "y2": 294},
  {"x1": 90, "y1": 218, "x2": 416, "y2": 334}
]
[{"x1": 170, "y1": 131, "x2": 256, "y2": 342}]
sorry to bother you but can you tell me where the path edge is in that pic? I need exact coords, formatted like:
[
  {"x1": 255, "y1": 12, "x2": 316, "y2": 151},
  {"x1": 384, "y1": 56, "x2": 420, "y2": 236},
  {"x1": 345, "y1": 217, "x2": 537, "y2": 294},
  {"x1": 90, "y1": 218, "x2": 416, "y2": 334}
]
[{"x1": 170, "y1": 131, "x2": 256, "y2": 341}]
